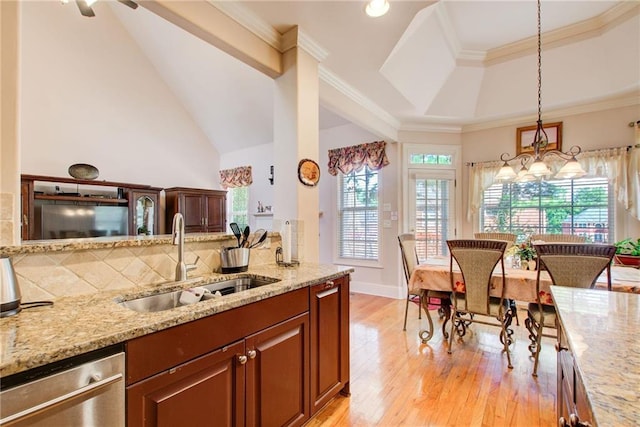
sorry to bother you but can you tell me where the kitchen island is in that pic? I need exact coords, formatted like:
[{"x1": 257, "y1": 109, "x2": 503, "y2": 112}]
[{"x1": 551, "y1": 286, "x2": 640, "y2": 426}]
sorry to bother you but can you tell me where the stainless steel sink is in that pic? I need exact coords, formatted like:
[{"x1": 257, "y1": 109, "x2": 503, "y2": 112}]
[{"x1": 117, "y1": 276, "x2": 280, "y2": 313}]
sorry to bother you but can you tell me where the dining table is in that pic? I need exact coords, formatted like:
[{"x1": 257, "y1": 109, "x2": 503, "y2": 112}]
[{"x1": 409, "y1": 257, "x2": 640, "y2": 342}]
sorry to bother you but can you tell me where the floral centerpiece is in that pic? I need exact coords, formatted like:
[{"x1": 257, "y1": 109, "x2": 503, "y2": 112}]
[{"x1": 516, "y1": 239, "x2": 537, "y2": 270}]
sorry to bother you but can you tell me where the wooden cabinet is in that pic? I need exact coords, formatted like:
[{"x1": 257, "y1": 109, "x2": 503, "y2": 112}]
[
  {"x1": 126, "y1": 287, "x2": 312, "y2": 427},
  {"x1": 557, "y1": 319, "x2": 594, "y2": 426},
  {"x1": 309, "y1": 275, "x2": 350, "y2": 415},
  {"x1": 127, "y1": 190, "x2": 160, "y2": 235},
  {"x1": 20, "y1": 174, "x2": 160, "y2": 240},
  {"x1": 164, "y1": 187, "x2": 227, "y2": 233}
]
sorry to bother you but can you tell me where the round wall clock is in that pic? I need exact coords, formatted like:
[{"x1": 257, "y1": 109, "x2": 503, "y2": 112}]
[{"x1": 298, "y1": 159, "x2": 320, "y2": 187}]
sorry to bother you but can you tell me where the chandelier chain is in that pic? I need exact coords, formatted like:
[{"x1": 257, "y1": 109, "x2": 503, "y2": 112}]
[{"x1": 537, "y1": 0, "x2": 543, "y2": 124}]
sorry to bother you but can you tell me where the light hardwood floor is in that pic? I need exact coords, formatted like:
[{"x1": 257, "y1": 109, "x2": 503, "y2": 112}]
[{"x1": 307, "y1": 293, "x2": 558, "y2": 426}]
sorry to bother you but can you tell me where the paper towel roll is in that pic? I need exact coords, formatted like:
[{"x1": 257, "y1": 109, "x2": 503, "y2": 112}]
[{"x1": 282, "y1": 221, "x2": 292, "y2": 263}]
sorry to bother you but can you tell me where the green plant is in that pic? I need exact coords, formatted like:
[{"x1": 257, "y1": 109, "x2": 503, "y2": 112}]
[
  {"x1": 516, "y1": 240, "x2": 537, "y2": 261},
  {"x1": 613, "y1": 238, "x2": 640, "y2": 256}
]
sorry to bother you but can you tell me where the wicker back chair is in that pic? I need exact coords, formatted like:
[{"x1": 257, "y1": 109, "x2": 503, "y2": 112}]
[
  {"x1": 398, "y1": 234, "x2": 451, "y2": 338},
  {"x1": 473, "y1": 232, "x2": 517, "y2": 246},
  {"x1": 525, "y1": 243, "x2": 616, "y2": 376},
  {"x1": 446, "y1": 239, "x2": 513, "y2": 370},
  {"x1": 530, "y1": 234, "x2": 587, "y2": 243}
]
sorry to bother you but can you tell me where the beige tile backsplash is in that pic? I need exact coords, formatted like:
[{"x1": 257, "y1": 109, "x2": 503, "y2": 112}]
[{"x1": 11, "y1": 239, "x2": 280, "y2": 301}]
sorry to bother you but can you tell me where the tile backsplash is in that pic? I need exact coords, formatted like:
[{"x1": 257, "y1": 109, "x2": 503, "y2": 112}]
[{"x1": 10, "y1": 238, "x2": 280, "y2": 301}]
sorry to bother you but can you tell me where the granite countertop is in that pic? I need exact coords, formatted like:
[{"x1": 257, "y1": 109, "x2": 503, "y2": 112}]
[
  {"x1": 551, "y1": 286, "x2": 640, "y2": 426},
  {"x1": 0, "y1": 233, "x2": 244, "y2": 256},
  {"x1": 0, "y1": 263, "x2": 353, "y2": 378}
]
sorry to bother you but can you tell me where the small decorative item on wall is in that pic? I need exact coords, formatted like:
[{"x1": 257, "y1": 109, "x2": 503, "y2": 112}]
[
  {"x1": 516, "y1": 121, "x2": 562, "y2": 155},
  {"x1": 298, "y1": 159, "x2": 320, "y2": 187}
]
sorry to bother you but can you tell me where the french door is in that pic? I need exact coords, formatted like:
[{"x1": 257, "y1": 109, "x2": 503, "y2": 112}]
[{"x1": 408, "y1": 170, "x2": 456, "y2": 261}]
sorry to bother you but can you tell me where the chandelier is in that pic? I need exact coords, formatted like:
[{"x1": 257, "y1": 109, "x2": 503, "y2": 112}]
[{"x1": 495, "y1": 0, "x2": 586, "y2": 182}]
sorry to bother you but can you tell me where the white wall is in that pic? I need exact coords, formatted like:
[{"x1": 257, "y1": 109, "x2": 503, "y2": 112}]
[
  {"x1": 319, "y1": 123, "x2": 403, "y2": 299},
  {"x1": 19, "y1": 1, "x2": 220, "y2": 190}
]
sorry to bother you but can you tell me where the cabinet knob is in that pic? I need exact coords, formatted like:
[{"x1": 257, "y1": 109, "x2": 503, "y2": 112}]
[
  {"x1": 237, "y1": 355, "x2": 248, "y2": 365},
  {"x1": 325, "y1": 280, "x2": 335, "y2": 289},
  {"x1": 247, "y1": 350, "x2": 257, "y2": 359}
]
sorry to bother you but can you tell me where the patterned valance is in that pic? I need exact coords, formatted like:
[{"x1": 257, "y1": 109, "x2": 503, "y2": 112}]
[
  {"x1": 327, "y1": 140, "x2": 390, "y2": 176},
  {"x1": 219, "y1": 166, "x2": 252, "y2": 189}
]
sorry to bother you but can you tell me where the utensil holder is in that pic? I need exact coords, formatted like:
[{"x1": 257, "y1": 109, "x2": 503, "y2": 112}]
[{"x1": 220, "y1": 247, "x2": 250, "y2": 273}]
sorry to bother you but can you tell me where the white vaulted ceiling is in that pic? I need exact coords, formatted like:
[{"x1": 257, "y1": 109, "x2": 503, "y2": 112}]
[{"x1": 88, "y1": 1, "x2": 640, "y2": 151}]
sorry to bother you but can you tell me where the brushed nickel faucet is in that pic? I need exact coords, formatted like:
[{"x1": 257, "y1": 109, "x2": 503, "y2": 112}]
[{"x1": 172, "y1": 213, "x2": 199, "y2": 281}]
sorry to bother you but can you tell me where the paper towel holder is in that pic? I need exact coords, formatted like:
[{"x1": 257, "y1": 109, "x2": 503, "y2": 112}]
[{"x1": 275, "y1": 247, "x2": 299, "y2": 267}]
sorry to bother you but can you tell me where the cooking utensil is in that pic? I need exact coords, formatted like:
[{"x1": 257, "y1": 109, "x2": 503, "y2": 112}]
[
  {"x1": 230, "y1": 223, "x2": 242, "y2": 247},
  {"x1": 249, "y1": 229, "x2": 267, "y2": 248},
  {"x1": 241, "y1": 226, "x2": 250, "y2": 248},
  {"x1": 68, "y1": 163, "x2": 99, "y2": 180}
]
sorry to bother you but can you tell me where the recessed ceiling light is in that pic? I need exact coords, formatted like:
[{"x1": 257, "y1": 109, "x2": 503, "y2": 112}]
[{"x1": 365, "y1": 0, "x2": 390, "y2": 18}]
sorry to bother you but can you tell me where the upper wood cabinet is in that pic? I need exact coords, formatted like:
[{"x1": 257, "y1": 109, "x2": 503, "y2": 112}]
[{"x1": 164, "y1": 187, "x2": 227, "y2": 233}]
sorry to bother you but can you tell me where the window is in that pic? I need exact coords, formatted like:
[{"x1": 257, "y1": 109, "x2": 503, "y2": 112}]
[
  {"x1": 338, "y1": 166, "x2": 379, "y2": 260},
  {"x1": 228, "y1": 187, "x2": 248, "y2": 227},
  {"x1": 480, "y1": 177, "x2": 612, "y2": 243},
  {"x1": 410, "y1": 154, "x2": 452, "y2": 165}
]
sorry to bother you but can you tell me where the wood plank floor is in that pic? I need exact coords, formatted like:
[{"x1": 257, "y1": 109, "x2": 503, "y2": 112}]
[{"x1": 307, "y1": 293, "x2": 558, "y2": 426}]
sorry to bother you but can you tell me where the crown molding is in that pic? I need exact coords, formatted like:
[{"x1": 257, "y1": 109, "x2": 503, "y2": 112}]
[
  {"x1": 319, "y1": 66, "x2": 400, "y2": 130},
  {"x1": 485, "y1": 2, "x2": 640, "y2": 66},
  {"x1": 209, "y1": 0, "x2": 327, "y2": 62},
  {"x1": 399, "y1": 123, "x2": 462, "y2": 134},
  {"x1": 461, "y1": 89, "x2": 640, "y2": 133}
]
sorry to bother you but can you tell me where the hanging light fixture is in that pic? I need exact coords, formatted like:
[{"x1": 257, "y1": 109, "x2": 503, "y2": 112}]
[
  {"x1": 65, "y1": 0, "x2": 138, "y2": 18},
  {"x1": 495, "y1": 0, "x2": 586, "y2": 182},
  {"x1": 365, "y1": 0, "x2": 390, "y2": 18}
]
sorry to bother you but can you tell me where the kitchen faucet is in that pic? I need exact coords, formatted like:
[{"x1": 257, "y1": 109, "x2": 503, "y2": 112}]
[{"x1": 172, "y1": 213, "x2": 199, "y2": 281}]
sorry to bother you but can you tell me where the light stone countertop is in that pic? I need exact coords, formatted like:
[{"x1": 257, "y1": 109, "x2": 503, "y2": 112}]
[
  {"x1": 0, "y1": 263, "x2": 353, "y2": 378},
  {"x1": 551, "y1": 286, "x2": 640, "y2": 426},
  {"x1": 0, "y1": 233, "x2": 241, "y2": 256}
]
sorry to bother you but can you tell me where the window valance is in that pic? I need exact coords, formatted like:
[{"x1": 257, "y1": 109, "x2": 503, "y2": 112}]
[
  {"x1": 219, "y1": 166, "x2": 252, "y2": 189},
  {"x1": 467, "y1": 145, "x2": 640, "y2": 221},
  {"x1": 327, "y1": 140, "x2": 390, "y2": 176}
]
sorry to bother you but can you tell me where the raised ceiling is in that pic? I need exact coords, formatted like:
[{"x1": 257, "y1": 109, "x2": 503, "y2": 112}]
[{"x1": 106, "y1": 1, "x2": 639, "y2": 152}]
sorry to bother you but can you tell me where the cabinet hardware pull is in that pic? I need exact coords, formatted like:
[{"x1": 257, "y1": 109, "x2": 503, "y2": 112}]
[
  {"x1": 247, "y1": 350, "x2": 257, "y2": 359},
  {"x1": 22, "y1": 214, "x2": 28, "y2": 226},
  {"x1": 237, "y1": 355, "x2": 248, "y2": 365}
]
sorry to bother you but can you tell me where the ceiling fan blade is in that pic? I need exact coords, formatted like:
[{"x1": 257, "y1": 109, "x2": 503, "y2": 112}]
[
  {"x1": 75, "y1": 0, "x2": 95, "y2": 17},
  {"x1": 117, "y1": 0, "x2": 138, "y2": 9}
]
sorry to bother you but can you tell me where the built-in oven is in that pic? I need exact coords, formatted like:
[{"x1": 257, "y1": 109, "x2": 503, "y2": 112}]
[{"x1": 0, "y1": 345, "x2": 124, "y2": 427}]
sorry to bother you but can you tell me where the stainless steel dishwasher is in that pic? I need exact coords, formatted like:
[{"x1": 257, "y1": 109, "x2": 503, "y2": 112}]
[{"x1": 0, "y1": 347, "x2": 124, "y2": 426}]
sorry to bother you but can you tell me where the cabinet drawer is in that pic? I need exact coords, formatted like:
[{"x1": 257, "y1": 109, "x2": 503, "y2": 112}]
[{"x1": 126, "y1": 288, "x2": 309, "y2": 385}]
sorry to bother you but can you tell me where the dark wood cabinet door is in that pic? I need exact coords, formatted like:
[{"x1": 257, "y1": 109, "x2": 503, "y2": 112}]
[
  {"x1": 309, "y1": 276, "x2": 350, "y2": 414},
  {"x1": 245, "y1": 313, "x2": 310, "y2": 427},
  {"x1": 127, "y1": 340, "x2": 245, "y2": 427},
  {"x1": 205, "y1": 194, "x2": 226, "y2": 232},
  {"x1": 182, "y1": 194, "x2": 204, "y2": 232}
]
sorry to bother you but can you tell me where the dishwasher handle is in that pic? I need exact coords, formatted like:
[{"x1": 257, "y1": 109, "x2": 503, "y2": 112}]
[{"x1": 0, "y1": 372, "x2": 123, "y2": 425}]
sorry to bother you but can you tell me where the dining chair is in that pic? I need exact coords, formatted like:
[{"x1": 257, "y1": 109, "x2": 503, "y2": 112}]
[
  {"x1": 398, "y1": 234, "x2": 451, "y2": 338},
  {"x1": 530, "y1": 234, "x2": 587, "y2": 243},
  {"x1": 525, "y1": 243, "x2": 616, "y2": 376},
  {"x1": 446, "y1": 239, "x2": 513, "y2": 370},
  {"x1": 473, "y1": 232, "x2": 517, "y2": 246},
  {"x1": 474, "y1": 232, "x2": 519, "y2": 325}
]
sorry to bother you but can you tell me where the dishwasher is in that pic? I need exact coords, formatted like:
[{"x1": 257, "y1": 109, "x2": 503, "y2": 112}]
[{"x1": 0, "y1": 346, "x2": 125, "y2": 427}]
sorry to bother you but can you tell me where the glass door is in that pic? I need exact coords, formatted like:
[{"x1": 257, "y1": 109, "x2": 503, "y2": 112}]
[{"x1": 409, "y1": 171, "x2": 456, "y2": 261}]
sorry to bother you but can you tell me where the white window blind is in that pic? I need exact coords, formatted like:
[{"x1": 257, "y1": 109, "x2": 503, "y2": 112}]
[
  {"x1": 481, "y1": 177, "x2": 612, "y2": 243},
  {"x1": 338, "y1": 166, "x2": 379, "y2": 260}
]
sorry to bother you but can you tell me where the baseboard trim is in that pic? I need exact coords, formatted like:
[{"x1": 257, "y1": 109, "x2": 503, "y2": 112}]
[{"x1": 349, "y1": 280, "x2": 404, "y2": 299}]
